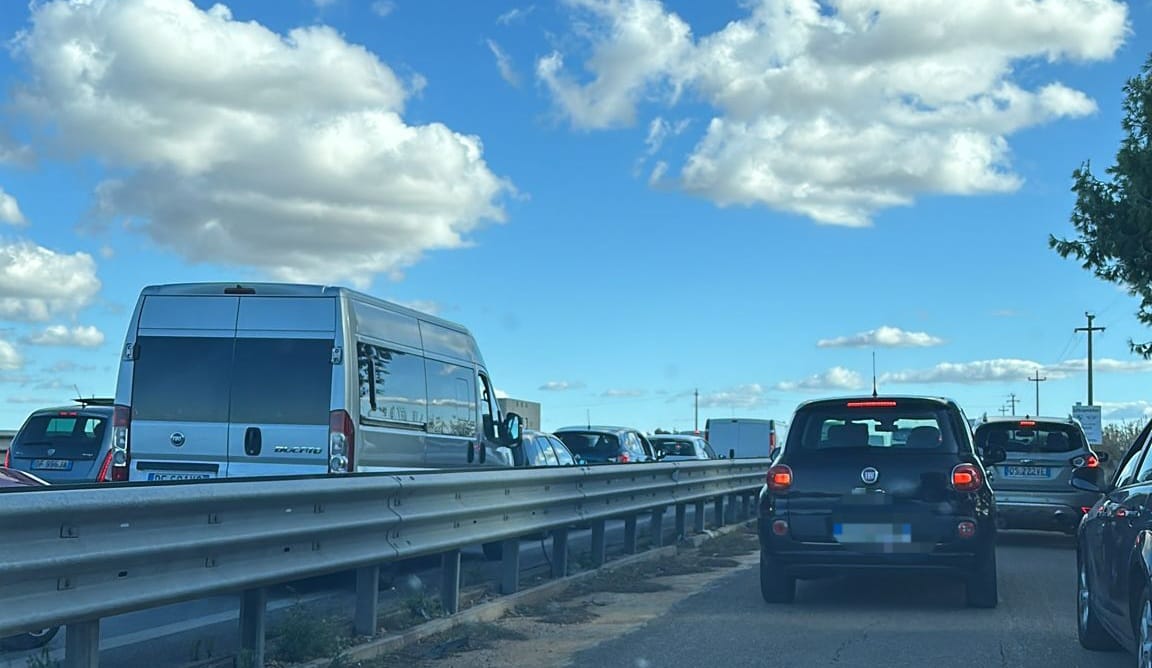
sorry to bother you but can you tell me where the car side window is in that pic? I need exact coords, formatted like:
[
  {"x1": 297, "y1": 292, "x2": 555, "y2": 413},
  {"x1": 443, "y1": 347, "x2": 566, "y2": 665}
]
[
  {"x1": 538, "y1": 437, "x2": 559, "y2": 466},
  {"x1": 548, "y1": 437, "x2": 575, "y2": 465},
  {"x1": 1130, "y1": 423, "x2": 1152, "y2": 484},
  {"x1": 1113, "y1": 420, "x2": 1152, "y2": 488},
  {"x1": 522, "y1": 437, "x2": 544, "y2": 466}
]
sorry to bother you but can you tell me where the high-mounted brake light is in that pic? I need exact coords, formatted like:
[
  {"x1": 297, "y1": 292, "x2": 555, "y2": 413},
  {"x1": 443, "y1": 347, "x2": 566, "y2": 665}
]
[
  {"x1": 58, "y1": 411, "x2": 77, "y2": 417},
  {"x1": 110, "y1": 404, "x2": 131, "y2": 482},
  {"x1": 846, "y1": 401, "x2": 897, "y2": 408},
  {"x1": 1019, "y1": 420, "x2": 1036, "y2": 427},
  {"x1": 767, "y1": 464, "x2": 793, "y2": 493},
  {"x1": 223, "y1": 285, "x2": 256, "y2": 295},
  {"x1": 951, "y1": 464, "x2": 983, "y2": 492}
]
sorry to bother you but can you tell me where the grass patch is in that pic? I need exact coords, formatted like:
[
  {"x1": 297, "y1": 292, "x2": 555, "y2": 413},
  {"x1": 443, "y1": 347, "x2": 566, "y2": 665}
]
[
  {"x1": 697, "y1": 529, "x2": 759, "y2": 558},
  {"x1": 269, "y1": 602, "x2": 348, "y2": 665}
]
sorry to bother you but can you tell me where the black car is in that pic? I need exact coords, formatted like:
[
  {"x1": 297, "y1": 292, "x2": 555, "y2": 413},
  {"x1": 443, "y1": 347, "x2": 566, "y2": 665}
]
[
  {"x1": 758, "y1": 395, "x2": 1001, "y2": 608},
  {"x1": 553, "y1": 425, "x2": 657, "y2": 464},
  {"x1": 1074, "y1": 417, "x2": 1152, "y2": 662}
]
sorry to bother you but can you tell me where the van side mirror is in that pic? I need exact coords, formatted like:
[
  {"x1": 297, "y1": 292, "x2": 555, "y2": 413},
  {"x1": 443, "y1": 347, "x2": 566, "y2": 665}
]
[{"x1": 500, "y1": 413, "x2": 523, "y2": 447}]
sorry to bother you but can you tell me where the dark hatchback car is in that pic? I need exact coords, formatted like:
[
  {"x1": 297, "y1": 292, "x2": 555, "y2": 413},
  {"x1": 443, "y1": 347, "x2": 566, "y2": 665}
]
[
  {"x1": 1074, "y1": 416, "x2": 1152, "y2": 663},
  {"x1": 553, "y1": 426, "x2": 657, "y2": 464},
  {"x1": 758, "y1": 396, "x2": 1001, "y2": 608},
  {"x1": 4, "y1": 398, "x2": 115, "y2": 484}
]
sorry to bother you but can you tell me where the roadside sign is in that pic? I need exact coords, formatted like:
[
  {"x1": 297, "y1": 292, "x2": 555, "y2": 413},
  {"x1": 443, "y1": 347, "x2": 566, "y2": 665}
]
[{"x1": 1073, "y1": 404, "x2": 1103, "y2": 446}]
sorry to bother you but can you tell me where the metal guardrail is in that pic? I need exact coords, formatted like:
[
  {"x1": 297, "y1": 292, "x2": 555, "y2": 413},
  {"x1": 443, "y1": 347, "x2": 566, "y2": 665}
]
[{"x1": 0, "y1": 459, "x2": 768, "y2": 667}]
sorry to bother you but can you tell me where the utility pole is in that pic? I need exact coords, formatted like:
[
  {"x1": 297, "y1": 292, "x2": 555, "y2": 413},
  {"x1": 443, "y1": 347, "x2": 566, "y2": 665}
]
[
  {"x1": 694, "y1": 388, "x2": 699, "y2": 432},
  {"x1": 1028, "y1": 369, "x2": 1047, "y2": 416},
  {"x1": 1075, "y1": 312, "x2": 1106, "y2": 405},
  {"x1": 1006, "y1": 393, "x2": 1020, "y2": 416},
  {"x1": 998, "y1": 405, "x2": 1009, "y2": 416}
]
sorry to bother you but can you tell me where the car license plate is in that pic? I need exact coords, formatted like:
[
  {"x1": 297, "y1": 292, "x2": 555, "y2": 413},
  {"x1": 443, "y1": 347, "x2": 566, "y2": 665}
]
[
  {"x1": 833, "y1": 523, "x2": 912, "y2": 543},
  {"x1": 147, "y1": 472, "x2": 212, "y2": 481},
  {"x1": 1003, "y1": 465, "x2": 1050, "y2": 478},
  {"x1": 31, "y1": 459, "x2": 72, "y2": 471}
]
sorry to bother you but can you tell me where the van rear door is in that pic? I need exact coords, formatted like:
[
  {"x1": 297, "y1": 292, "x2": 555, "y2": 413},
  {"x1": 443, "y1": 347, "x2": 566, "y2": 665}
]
[{"x1": 227, "y1": 297, "x2": 335, "y2": 478}]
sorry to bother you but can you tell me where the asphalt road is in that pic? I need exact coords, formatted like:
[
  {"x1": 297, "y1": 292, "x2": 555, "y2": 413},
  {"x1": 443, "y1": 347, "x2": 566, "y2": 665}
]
[{"x1": 571, "y1": 531, "x2": 1131, "y2": 668}]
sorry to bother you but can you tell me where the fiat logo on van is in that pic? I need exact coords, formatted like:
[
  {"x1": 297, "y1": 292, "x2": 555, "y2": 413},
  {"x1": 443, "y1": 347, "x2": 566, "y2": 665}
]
[
  {"x1": 170, "y1": 432, "x2": 186, "y2": 447},
  {"x1": 861, "y1": 467, "x2": 880, "y2": 485}
]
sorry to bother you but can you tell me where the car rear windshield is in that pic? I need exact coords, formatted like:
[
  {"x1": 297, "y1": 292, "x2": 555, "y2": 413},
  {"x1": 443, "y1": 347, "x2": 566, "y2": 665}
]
[
  {"x1": 650, "y1": 438, "x2": 696, "y2": 457},
  {"x1": 974, "y1": 421, "x2": 1086, "y2": 453},
  {"x1": 12, "y1": 413, "x2": 107, "y2": 457},
  {"x1": 555, "y1": 432, "x2": 621, "y2": 456},
  {"x1": 786, "y1": 400, "x2": 961, "y2": 454}
]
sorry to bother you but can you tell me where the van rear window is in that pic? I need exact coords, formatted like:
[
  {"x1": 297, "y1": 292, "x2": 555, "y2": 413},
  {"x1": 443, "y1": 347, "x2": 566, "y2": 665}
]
[{"x1": 132, "y1": 337, "x2": 233, "y2": 422}]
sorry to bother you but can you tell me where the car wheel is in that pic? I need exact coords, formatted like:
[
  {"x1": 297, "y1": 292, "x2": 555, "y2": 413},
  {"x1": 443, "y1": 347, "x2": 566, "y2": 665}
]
[
  {"x1": 1077, "y1": 552, "x2": 1119, "y2": 651},
  {"x1": 0, "y1": 626, "x2": 59, "y2": 651},
  {"x1": 965, "y1": 546, "x2": 998, "y2": 609},
  {"x1": 1138, "y1": 585, "x2": 1152, "y2": 668},
  {"x1": 759, "y1": 551, "x2": 795, "y2": 604}
]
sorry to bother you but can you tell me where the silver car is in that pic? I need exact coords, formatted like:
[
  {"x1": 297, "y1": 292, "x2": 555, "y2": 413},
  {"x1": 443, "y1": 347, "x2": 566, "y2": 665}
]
[
  {"x1": 973, "y1": 415, "x2": 1107, "y2": 534},
  {"x1": 649, "y1": 434, "x2": 717, "y2": 461}
]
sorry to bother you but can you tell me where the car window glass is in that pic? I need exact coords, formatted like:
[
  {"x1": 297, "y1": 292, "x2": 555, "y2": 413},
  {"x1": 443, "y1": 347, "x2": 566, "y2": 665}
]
[
  {"x1": 1113, "y1": 423, "x2": 1151, "y2": 488},
  {"x1": 132, "y1": 336, "x2": 233, "y2": 423},
  {"x1": 1132, "y1": 428, "x2": 1152, "y2": 484},
  {"x1": 539, "y1": 437, "x2": 559, "y2": 466},
  {"x1": 527, "y1": 437, "x2": 549, "y2": 466},
  {"x1": 231, "y1": 338, "x2": 332, "y2": 425},
  {"x1": 548, "y1": 437, "x2": 575, "y2": 465},
  {"x1": 975, "y1": 422, "x2": 1085, "y2": 454}
]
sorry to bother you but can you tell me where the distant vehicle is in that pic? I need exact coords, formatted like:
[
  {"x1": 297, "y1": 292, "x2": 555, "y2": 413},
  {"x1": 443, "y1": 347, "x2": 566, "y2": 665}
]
[
  {"x1": 1074, "y1": 416, "x2": 1152, "y2": 660},
  {"x1": 112, "y1": 282, "x2": 522, "y2": 482},
  {"x1": 649, "y1": 434, "x2": 717, "y2": 461},
  {"x1": 972, "y1": 415, "x2": 1105, "y2": 534},
  {"x1": 505, "y1": 429, "x2": 584, "y2": 467},
  {"x1": 705, "y1": 418, "x2": 782, "y2": 459},
  {"x1": 758, "y1": 395, "x2": 1000, "y2": 608},
  {"x1": 0, "y1": 467, "x2": 60, "y2": 650},
  {"x1": 553, "y1": 426, "x2": 657, "y2": 464},
  {"x1": 4, "y1": 398, "x2": 115, "y2": 484}
]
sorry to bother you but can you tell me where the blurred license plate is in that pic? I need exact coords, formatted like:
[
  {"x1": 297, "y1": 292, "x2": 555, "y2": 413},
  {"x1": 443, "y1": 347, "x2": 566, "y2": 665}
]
[
  {"x1": 147, "y1": 472, "x2": 211, "y2": 481},
  {"x1": 833, "y1": 523, "x2": 912, "y2": 543},
  {"x1": 1004, "y1": 466, "x2": 1050, "y2": 478},
  {"x1": 32, "y1": 459, "x2": 72, "y2": 471}
]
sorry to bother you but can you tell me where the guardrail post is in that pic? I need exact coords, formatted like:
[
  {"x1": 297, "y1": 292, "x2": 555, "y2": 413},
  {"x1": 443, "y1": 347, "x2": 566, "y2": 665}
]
[
  {"x1": 726, "y1": 493, "x2": 739, "y2": 523},
  {"x1": 500, "y1": 538, "x2": 521, "y2": 595},
  {"x1": 354, "y1": 566, "x2": 380, "y2": 637},
  {"x1": 674, "y1": 503, "x2": 687, "y2": 540},
  {"x1": 441, "y1": 549, "x2": 462, "y2": 615},
  {"x1": 590, "y1": 519, "x2": 607, "y2": 566},
  {"x1": 624, "y1": 515, "x2": 638, "y2": 554},
  {"x1": 714, "y1": 496, "x2": 725, "y2": 527},
  {"x1": 551, "y1": 528, "x2": 570, "y2": 578},
  {"x1": 741, "y1": 494, "x2": 752, "y2": 520},
  {"x1": 693, "y1": 500, "x2": 706, "y2": 533},
  {"x1": 650, "y1": 506, "x2": 666, "y2": 547},
  {"x1": 239, "y1": 587, "x2": 266, "y2": 668},
  {"x1": 64, "y1": 619, "x2": 100, "y2": 668}
]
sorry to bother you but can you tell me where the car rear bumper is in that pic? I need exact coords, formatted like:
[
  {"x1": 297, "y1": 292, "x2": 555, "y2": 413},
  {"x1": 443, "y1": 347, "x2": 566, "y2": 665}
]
[{"x1": 994, "y1": 496, "x2": 1095, "y2": 532}]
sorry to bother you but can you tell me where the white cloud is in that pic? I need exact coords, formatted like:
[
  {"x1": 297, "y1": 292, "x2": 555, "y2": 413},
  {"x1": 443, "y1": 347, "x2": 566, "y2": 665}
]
[
  {"x1": 775, "y1": 367, "x2": 865, "y2": 392},
  {"x1": 498, "y1": 6, "x2": 535, "y2": 25},
  {"x1": 26, "y1": 325, "x2": 105, "y2": 347},
  {"x1": 817, "y1": 325, "x2": 944, "y2": 348},
  {"x1": 1100, "y1": 401, "x2": 1152, "y2": 421},
  {"x1": 13, "y1": 0, "x2": 511, "y2": 288},
  {"x1": 1051, "y1": 358, "x2": 1152, "y2": 375},
  {"x1": 540, "y1": 380, "x2": 586, "y2": 391},
  {"x1": 0, "y1": 340, "x2": 24, "y2": 371},
  {"x1": 601, "y1": 388, "x2": 646, "y2": 398},
  {"x1": 0, "y1": 241, "x2": 101, "y2": 322},
  {"x1": 879, "y1": 358, "x2": 1046, "y2": 385},
  {"x1": 697, "y1": 383, "x2": 770, "y2": 408},
  {"x1": 494, "y1": 387, "x2": 509, "y2": 399},
  {"x1": 371, "y1": 1, "x2": 395, "y2": 18},
  {"x1": 540, "y1": 0, "x2": 1128, "y2": 224},
  {"x1": 0, "y1": 189, "x2": 26, "y2": 226},
  {"x1": 487, "y1": 39, "x2": 520, "y2": 87}
]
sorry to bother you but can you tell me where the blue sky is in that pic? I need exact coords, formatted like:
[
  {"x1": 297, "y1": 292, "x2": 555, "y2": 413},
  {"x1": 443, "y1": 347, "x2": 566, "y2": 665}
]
[{"x1": 0, "y1": 0, "x2": 1150, "y2": 433}]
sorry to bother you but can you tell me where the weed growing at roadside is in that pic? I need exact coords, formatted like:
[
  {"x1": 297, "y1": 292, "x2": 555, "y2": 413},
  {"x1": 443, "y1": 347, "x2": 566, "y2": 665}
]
[{"x1": 270, "y1": 601, "x2": 346, "y2": 664}]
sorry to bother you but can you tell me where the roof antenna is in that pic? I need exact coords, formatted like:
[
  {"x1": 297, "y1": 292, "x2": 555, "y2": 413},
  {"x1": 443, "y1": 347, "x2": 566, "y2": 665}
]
[{"x1": 871, "y1": 351, "x2": 879, "y2": 398}]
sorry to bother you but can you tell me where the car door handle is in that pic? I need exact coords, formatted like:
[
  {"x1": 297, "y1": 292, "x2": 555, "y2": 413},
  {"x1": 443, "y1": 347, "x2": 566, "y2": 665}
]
[{"x1": 244, "y1": 427, "x2": 262, "y2": 457}]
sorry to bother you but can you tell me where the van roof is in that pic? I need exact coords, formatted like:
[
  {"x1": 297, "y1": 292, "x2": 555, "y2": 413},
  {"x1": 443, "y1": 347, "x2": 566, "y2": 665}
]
[{"x1": 138, "y1": 282, "x2": 474, "y2": 336}]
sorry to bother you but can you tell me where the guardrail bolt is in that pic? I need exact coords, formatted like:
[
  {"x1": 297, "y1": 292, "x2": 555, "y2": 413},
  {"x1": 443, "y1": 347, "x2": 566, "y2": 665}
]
[
  {"x1": 205, "y1": 557, "x2": 217, "y2": 568},
  {"x1": 208, "y1": 513, "x2": 220, "y2": 524},
  {"x1": 59, "y1": 525, "x2": 77, "y2": 539},
  {"x1": 314, "y1": 504, "x2": 325, "y2": 514},
  {"x1": 56, "y1": 576, "x2": 72, "y2": 590}
]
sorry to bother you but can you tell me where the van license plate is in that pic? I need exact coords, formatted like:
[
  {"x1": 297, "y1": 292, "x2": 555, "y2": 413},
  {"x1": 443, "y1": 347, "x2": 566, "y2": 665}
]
[
  {"x1": 147, "y1": 472, "x2": 212, "y2": 481},
  {"x1": 32, "y1": 459, "x2": 72, "y2": 471},
  {"x1": 1003, "y1": 466, "x2": 1050, "y2": 478}
]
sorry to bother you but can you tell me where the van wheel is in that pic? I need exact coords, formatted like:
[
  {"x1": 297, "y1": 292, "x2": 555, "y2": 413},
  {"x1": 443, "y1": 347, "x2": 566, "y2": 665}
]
[
  {"x1": 759, "y1": 551, "x2": 795, "y2": 604},
  {"x1": 1077, "y1": 552, "x2": 1119, "y2": 650},
  {"x1": 0, "y1": 627, "x2": 59, "y2": 651},
  {"x1": 482, "y1": 541, "x2": 503, "y2": 561},
  {"x1": 965, "y1": 546, "x2": 998, "y2": 608}
]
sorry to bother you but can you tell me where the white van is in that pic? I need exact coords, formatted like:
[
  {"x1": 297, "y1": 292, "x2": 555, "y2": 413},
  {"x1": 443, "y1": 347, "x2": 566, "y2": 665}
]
[
  {"x1": 110, "y1": 283, "x2": 521, "y2": 482},
  {"x1": 704, "y1": 418, "x2": 784, "y2": 460}
]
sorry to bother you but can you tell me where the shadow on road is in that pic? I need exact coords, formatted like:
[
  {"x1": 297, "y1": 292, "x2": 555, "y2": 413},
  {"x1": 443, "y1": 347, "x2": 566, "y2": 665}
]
[{"x1": 996, "y1": 530, "x2": 1076, "y2": 550}]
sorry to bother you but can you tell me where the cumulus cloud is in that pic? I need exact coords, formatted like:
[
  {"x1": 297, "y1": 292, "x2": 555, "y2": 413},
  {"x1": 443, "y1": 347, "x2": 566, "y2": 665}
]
[
  {"x1": 370, "y1": 0, "x2": 395, "y2": 16},
  {"x1": 539, "y1": 0, "x2": 1128, "y2": 224},
  {"x1": 775, "y1": 367, "x2": 865, "y2": 392},
  {"x1": 1100, "y1": 401, "x2": 1152, "y2": 421},
  {"x1": 0, "y1": 241, "x2": 101, "y2": 321},
  {"x1": 601, "y1": 388, "x2": 646, "y2": 398},
  {"x1": 879, "y1": 358, "x2": 1046, "y2": 384},
  {"x1": 26, "y1": 325, "x2": 105, "y2": 347},
  {"x1": 487, "y1": 39, "x2": 520, "y2": 87},
  {"x1": 540, "y1": 380, "x2": 586, "y2": 391},
  {"x1": 12, "y1": 0, "x2": 511, "y2": 288},
  {"x1": 817, "y1": 326, "x2": 944, "y2": 348},
  {"x1": 0, "y1": 189, "x2": 26, "y2": 226},
  {"x1": 498, "y1": 6, "x2": 534, "y2": 24},
  {"x1": 0, "y1": 340, "x2": 24, "y2": 371},
  {"x1": 696, "y1": 383, "x2": 771, "y2": 408}
]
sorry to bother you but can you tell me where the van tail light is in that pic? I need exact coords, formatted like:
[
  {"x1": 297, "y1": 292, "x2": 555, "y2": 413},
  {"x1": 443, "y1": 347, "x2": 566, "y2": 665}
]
[
  {"x1": 767, "y1": 464, "x2": 793, "y2": 493},
  {"x1": 110, "y1": 405, "x2": 131, "y2": 482},
  {"x1": 951, "y1": 464, "x2": 983, "y2": 492},
  {"x1": 328, "y1": 410, "x2": 355, "y2": 474},
  {"x1": 3, "y1": 448, "x2": 9, "y2": 468},
  {"x1": 1071, "y1": 454, "x2": 1099, "y2": 469},
  {"x1": 96, "y1": 450, "x2": 114, "y2": 483}
]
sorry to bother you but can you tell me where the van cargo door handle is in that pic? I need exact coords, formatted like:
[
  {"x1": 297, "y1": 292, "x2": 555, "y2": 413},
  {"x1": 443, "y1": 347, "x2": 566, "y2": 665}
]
[{"x1": 244, "y1": 427, "x2": 262, "y2": 456}]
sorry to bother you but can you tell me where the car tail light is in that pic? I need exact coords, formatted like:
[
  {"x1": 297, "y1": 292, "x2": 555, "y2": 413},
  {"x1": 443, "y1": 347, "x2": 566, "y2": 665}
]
[
  {"x1": 1071, "y1": 454, "x2": 1099, "y2": 468},
  {"x1": 1081, "y1": 506, "x2": 1093, "y2": 515},
  {"x1": 957, "y1": 521, "x2": 977, "y2": 539},
  {"x1": 328, "y1": 409, "x2": 355, "y2": 473},
  {"x1": 96, "y1": 450, "x2": 114, "y2": 483},
  {"x1": 110, "y1": 405, "x2": 131, "y2": 482},
  {"x1": 951, "y1": 464, "x2": 982, "y2": 492},
  {"x1": 767, "y1": 464, "x2": 793, "y2": 493},
  {"x1": 772, "y1": 519, "x2": 789, "y2": 536},
  {"x1": 3, "y1": 448, "x2": 9, "y2": 468}
]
